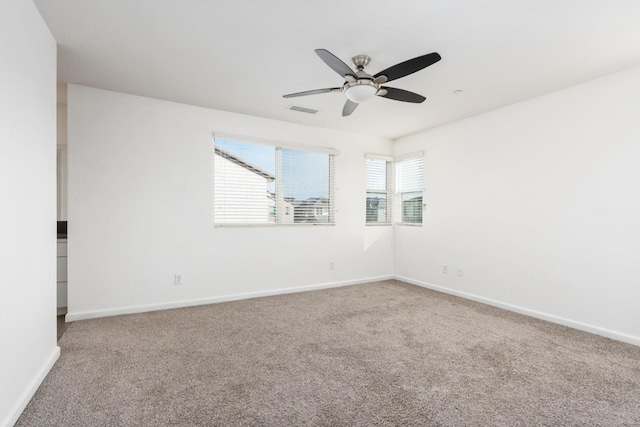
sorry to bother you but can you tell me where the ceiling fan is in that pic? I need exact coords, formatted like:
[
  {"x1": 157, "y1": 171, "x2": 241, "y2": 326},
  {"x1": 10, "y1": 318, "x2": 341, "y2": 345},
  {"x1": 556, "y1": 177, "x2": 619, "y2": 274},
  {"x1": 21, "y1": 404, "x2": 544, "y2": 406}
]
[{"x1": 283, "y1": 49, "x2": 441, "y2": 117}]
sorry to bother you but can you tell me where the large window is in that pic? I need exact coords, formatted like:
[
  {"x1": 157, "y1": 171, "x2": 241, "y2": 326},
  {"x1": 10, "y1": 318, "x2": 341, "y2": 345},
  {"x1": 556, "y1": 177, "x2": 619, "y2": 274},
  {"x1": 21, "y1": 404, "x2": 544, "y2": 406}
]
[
  {"x1": 396, "y1": 153, "x2": 424, "y2": 225},
  {"x1": 365, "y1": 154, "x2": 393, "y2": 225},
  {"x1": 213, "y1": 135, "x2": 335, "y2": 226}
]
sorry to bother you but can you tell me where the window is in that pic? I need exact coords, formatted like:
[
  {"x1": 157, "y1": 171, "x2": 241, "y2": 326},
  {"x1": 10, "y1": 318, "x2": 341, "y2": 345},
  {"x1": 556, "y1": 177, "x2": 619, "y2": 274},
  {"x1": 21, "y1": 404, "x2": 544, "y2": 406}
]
[
  {"x1": 213, "y1": 135, "x2": 336, "y2": 226},
  {"x1": 365, "y1": 154, "x2": 393, "y2": 225},
  {"x1": 396, "y1": 153, "x2": 424, "y2": 225}
]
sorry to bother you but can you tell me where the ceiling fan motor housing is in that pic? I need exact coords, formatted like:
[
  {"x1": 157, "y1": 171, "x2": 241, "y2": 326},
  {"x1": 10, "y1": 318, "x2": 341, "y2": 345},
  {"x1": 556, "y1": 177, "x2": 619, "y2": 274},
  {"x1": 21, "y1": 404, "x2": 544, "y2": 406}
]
[{"x1": 343, "y1": 58, "x2": 379, "y2": 103}]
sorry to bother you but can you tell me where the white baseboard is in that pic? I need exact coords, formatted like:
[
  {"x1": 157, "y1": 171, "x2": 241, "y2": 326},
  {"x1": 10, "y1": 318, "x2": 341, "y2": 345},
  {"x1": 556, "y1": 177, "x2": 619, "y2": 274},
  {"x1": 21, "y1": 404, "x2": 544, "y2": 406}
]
[
  {"x1": 396, "y1": 275, "x2": 640, "y2": 347},
  {"x1": 66, "y1": 275, "x2": 394, "y2": 322},
  {"x1": 2, "y1": 346, "x2": 60, "y2": 427}
]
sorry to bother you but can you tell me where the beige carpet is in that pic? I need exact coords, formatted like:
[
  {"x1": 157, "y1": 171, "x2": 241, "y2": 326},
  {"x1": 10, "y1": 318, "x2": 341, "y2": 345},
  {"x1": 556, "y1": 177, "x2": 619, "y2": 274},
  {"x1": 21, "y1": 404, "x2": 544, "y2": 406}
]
[{"x1": 17, "y1": 280, "x2": 640, "y2": 426}]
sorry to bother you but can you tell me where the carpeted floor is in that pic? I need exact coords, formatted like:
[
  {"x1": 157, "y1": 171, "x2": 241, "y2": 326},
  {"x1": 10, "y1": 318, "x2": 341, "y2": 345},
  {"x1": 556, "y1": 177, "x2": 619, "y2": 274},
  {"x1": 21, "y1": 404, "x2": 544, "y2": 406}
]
[{"x1": 17, "y1": 280, "x2": 640, "y2": 426}]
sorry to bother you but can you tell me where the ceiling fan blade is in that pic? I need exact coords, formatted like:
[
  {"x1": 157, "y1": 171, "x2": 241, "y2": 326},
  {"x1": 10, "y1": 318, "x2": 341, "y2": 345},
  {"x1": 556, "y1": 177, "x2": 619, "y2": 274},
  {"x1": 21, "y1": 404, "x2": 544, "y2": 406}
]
[
  {"x1": 373, "y1": 52, "x2": 441, "y2": 83},
  {"x1": 342, "y1": 99, "x2": 358, "y2": 116},
  {"x1": 283, "y1": 87, "x2": 341, "y2": 98},
  {"x1": 377, "y1": 87, "x2": 426, "y2": 103},
  {"x1": 315, "y1": 49, "x2": 357, "y2": 79}
]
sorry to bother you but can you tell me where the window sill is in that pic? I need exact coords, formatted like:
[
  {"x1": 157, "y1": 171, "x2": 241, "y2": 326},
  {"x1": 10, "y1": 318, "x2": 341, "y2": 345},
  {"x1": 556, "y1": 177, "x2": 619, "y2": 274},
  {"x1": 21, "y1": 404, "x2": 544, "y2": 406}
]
[{"x1": 214, "y1": 223, "x2": 335, "y2": 228}]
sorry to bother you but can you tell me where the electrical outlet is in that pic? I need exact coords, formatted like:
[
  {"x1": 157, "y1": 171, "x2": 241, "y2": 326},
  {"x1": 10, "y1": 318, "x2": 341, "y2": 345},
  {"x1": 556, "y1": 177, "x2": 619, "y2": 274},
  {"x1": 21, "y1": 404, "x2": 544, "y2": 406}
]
[
  {"x1": 457, "y1": 267, "x2": 463, "y2": 277},
  {"x1": 174, "y1": 274, "x2": 183, "y2": 285},
  {"x1": 442, "y1": 264, "x2": 448, "y2": 274},
  {"x1": 329, "y1": 261, "x2": 335, "y2": 270}
]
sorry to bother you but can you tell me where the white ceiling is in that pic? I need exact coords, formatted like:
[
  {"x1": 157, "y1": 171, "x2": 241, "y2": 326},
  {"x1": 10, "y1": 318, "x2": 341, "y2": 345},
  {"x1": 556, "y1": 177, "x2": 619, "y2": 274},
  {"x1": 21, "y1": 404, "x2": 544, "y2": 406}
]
[{"x1": 35, "y1": 0, "x2": 640, "y2": 140}]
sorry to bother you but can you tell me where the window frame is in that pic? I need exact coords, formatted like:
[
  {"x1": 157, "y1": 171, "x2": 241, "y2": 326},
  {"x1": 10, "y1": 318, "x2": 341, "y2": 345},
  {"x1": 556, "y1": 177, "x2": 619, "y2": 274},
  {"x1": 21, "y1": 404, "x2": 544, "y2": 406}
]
[{"x1": 213, "y1": 133, "x2": 337, "y2": 227}]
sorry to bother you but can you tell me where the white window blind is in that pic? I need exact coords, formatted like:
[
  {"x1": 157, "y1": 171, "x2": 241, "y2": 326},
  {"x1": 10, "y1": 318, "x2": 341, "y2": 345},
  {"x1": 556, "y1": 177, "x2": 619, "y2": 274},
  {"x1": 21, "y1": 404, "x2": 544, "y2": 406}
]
[
  {"x1": 365, "y1": 154, "x2": 393, "y2": 225},
  {"x1": 396, "y1": 153, "x2": 424, "y2": 224},
  {"x1": 214, "y1": 136, "x2": 335, "y2": 226}
]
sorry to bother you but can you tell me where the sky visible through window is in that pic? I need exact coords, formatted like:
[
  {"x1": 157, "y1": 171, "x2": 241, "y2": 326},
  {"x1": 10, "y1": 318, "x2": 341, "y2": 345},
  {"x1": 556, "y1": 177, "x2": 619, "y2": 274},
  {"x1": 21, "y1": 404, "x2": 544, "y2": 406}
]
[{"x1": 215, "y1": 139, "x2": 329, "y2": 201}]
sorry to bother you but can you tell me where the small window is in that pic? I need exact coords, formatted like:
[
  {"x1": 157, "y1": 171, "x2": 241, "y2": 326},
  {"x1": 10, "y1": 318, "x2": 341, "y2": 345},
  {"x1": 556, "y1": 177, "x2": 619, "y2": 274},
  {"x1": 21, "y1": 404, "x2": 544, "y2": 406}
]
[
  {"x1": 396, "y1": 153, "x2": 424, "y2": 225},
  {"x1": 365, "y1": 154, "x2": 393, "y2": 225},
  {"x1": 214, "y1": 135, "x2": 336, "y2": 226}
]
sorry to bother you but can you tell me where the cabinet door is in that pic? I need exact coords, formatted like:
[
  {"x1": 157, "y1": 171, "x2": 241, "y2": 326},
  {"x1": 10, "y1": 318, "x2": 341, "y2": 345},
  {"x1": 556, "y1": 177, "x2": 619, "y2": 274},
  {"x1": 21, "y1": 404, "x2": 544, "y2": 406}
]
[
  {"x1": 57, "y1": 241, "x2": 67, "y2": 256},
  {"x1": 56, "y1": 256, "x2": 67, "y2": 282},
  {"x1": 57, "y1": 282, "x2": 67, "y2": 308}
]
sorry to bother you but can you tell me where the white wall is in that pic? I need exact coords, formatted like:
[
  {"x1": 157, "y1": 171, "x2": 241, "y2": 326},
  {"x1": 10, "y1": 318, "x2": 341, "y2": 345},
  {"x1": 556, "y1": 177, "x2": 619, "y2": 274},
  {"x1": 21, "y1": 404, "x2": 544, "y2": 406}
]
[
  {"x1": 394, "y1": 65, "x2": 640, "y2": 345},
  {"x1": 66, "y1": 85, "x2": 394, "y2": 320},
  {"x1": 0, "y1": 1, "x2": 58, "y2": 426}
]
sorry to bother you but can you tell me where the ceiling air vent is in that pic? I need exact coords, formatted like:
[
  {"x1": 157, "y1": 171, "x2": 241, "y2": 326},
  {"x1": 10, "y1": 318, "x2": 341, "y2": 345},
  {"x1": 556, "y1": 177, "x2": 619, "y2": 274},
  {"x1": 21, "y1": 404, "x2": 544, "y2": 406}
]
[{"x1": 287, "y1": 105, "x2": 318, "y2": 115}]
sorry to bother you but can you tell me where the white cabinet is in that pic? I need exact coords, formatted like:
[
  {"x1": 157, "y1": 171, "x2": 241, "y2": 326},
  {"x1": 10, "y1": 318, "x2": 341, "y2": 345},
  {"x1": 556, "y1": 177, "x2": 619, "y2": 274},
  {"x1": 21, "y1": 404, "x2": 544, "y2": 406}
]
[{"x1": 57, "y1": 239, "x2": 67, "y2": 308}]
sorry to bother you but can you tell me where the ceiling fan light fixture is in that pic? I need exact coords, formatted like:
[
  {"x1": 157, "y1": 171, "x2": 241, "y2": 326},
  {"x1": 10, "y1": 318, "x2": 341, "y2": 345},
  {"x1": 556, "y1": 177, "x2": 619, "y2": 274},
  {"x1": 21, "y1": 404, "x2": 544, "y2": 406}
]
[{"x1": 344, "y1": 83, "x2": 378, "y2": 103}]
